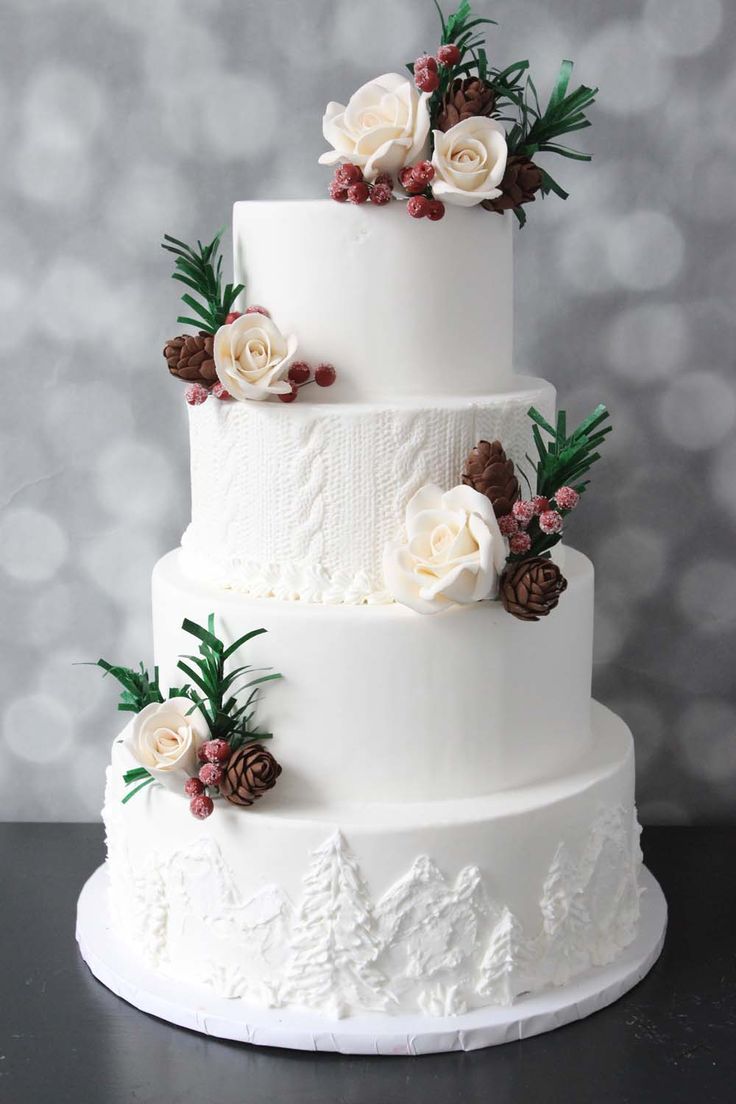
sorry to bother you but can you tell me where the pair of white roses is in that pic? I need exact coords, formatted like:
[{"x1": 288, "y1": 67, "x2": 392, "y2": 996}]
[{"x1": 319, "y1": 72, "x2": 508, "y2": 208}]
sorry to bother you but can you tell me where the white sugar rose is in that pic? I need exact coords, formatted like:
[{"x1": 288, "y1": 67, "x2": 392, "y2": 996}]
[
  {"x1": 319, "y1": 73, "x2": 431, "y2": 181},
  {"x1": 214, "y1": 312, "x2": 297, "y2": 402},
  {"x1": 125, "y1": 697, "x2": 209, "y2": 790},
  {"x1": 384, "y1": 484, "x2": 507, "y2": 615},
  {"x1": 431, "y1": 117, "x2": 508, "y2": 207}
]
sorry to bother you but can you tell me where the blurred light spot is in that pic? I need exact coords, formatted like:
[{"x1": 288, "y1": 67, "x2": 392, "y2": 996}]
[
  {"x1": 104, "y1": 163, "x2": 194, "y2": 256},
  {"x1": 608, "y1": 211, "x2": 684, "y2": 290},
  {"x1": 44, "y1": 383, "x2": 134, "y2": 464},
  {"x1": 4, "y1": 693, "x2": 74, "y2": 764},
  {"x1": 80, "y1": 527, "x2": 161, "y2": 607},
  {"x1": 712, "y1": 440, "x2": 736, "y2": 521},
  {"x1": 658, "y1": 371, "x2": 736, "y2": 450},
  {"x1": 608, "y1": 697, "x2": 665, "y2": 772},
  {"x1": 595, "y1": 527, "x2": 668, "y2": 601},
  {"x1": 202, "y1": 75, "x2": 279, "y2": 160},
  {"x1": 558, "y1": 216, "x2": 618, "y2": 295},
  {"x1": 677, "y1": 698, "x2": 736, "y2": 783},
  {"x1": 38, "y1": 258, "x2": 113, "y2": 343},
  {"x1": 95, "y1": 440, "x2": 176, "y2": 524},
  {"x1": 594, "y1": 601, "x2": 631, "y2": 663},
  {"x1": 0, "y1": 432, "x2": 53, "y2": 506},
  {"x1": 677, "y1": 558, "x2": 736, "y2": 633},
  {"x1": 605, "y1": 303, "x2": 690, "y2": 383},
  {"x1": 643, "y1": 0, "x2": 722, "y2": 58},
  {"x1": 24, "y1": 582, "x2": 74, "y2": 647},
  {"x1": 332, "y1": 2, "x2": 419, "y2": 70},
  {"x1": 0, "y1": 273, "x2": 31, "y2": 353},
  {"x1": 580, "y1": 22, "x2": 672, "y2": 115},
  {"x1": 0, "y1": 507, "x2": 67, "y2": 582},
  {"x1": 23, "y1": 65, "x2": 106, "y2": 152},
  {"x1": 14, "y1": 138, "x2": 95, "y2": 209},
  {"x1": 39, "y1": 649, "x2": 107, "y2": 719}
]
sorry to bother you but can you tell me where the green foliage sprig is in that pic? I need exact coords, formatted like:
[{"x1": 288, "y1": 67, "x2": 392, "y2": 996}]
[
  {"x1": 177, "y1": 615, "x2": 282, "y2": 751},
  {"x1": 162, "y1": 230, "x2": 244, "y2": 334}
]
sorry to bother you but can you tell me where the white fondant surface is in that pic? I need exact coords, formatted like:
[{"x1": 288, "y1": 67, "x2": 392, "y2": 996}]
[
  {"x1": 181, "y1": 380, "x2": 555, "y2": 602},
  {"x1": 77, "y1": 864, "x2": 666, "y2": 1054},
  {"x1": 102, "y1": 704, "x2": 644, "y2": 1021},
  {"x1": 153, "y1": 546, "x2": 594, "y2": 802},
  {"x1": 233, "y1": 201, "x2": 514, "y2": 400}
]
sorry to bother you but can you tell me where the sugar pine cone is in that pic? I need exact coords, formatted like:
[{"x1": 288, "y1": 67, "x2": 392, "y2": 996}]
[
  {"x1": 500, "y1": 557, "x2": 568, "y2": 622},
  {"x1": 483, "y1": 155, "x2": 543, "y2": 214},
  {"x1": 163, "y1": 331, "x2": 217, "y2": 384},
  {"x1": 219, "y1": 742, "x2": 282, "y2": 807},
  {"x1": 437, "y1": 77, "x2": 496, "y2": 132},
  {"x1": 462, "y1": 440, "x2": 519, "y2": 517}
]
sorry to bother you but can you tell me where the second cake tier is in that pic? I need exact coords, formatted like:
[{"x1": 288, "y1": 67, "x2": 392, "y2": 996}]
[{"x1": 153, "y1": 546, "x2": 594, "y2": 803}]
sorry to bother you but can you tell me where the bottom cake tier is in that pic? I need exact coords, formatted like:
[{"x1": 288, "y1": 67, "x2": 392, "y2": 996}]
[{"x1": 102, "y1": 702, "x2": 642, "y2": 1019}]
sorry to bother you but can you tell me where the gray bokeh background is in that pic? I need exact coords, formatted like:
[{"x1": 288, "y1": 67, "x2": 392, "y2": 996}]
[{"x1": 1, "y1": 0, "x2": 734, "y2": 822}]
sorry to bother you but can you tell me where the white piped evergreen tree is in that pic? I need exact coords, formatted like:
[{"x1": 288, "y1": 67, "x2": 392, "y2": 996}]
[{"x1": 476, "y1": 907, "x2": 527, "y2": 1005}]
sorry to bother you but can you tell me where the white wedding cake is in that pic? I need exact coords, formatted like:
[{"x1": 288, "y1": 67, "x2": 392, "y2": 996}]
[{"x1": 84, "y1": 3, "x2": 663, "y2": 1050}]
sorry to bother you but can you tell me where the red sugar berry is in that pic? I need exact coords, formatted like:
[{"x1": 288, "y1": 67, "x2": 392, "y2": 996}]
[
  {"x1": 415, "y1": 54, "x2": 438, "y2": 73},
  {"x1": 498, "y1": 515, "x2": 520, "y2": 537},
  {"x1": 245, "y1": 305, "x2": 270, "y2": 317},
  {"x1": 554, "y1": 486, "x2": 580, "y2": 511},
  {"x1": 427, "y1": 199, "x2": 445, "y2": 221},
  {"x1": 437, "y1": 44, "x2": 461, "y2": 66},
  {"x1": 407, "y1": 195, "x2": 430, "y2": 219},
  {"x1": 199, "y1": 762, "x2": 224, "y2": 787},
  {"x1": 329, "y1": 179, "x2": 349, "y2": 202},
  {"x1": 512, "y1": 499, "x2": 535, "y2": 527},
  {"x1": 539, "y1": 509, "x2": 564, "y2": 535},
  {"x1": 202, "y1": 738, "x2": 231, "y2": 763},
  {"x1": 371, "y1": 182, "x2": 393, "y2": 206},
  {"x1": 185, "y1": 382, "x2": 209, "y2": 406},
  {"x1": 210, "y1": 381, "x2": 230, "y2": 401},
  {"x1": 224, "y1": 311, "x2": 242, "y2": 325},
  {"x1": 412, "y1": 160, "x2": 435, "y2": 186},
  {"x1": 288, "y1": 361, "x2": 312, "y2": 385},
  {"x1": 347, "y1": 181, "x2": 370, "y2": 204},
  {"x1": 374, "y1": 172, "x2": 394, "y2": 188},
  {"x1": 336, "y1": 162, "x2": 363, "y2": 185},
  {"x1": 315, "y1": 363, "x2": 337, "y2": 387},
  {"x1": 415, "y1": 67, "x2": 440, "y2": 93},
  {"x1": 184, "y1": 777, "x2": 205, "y2": 797},
  {"x1": 197, "y1": 744, "x2": 209, "y2": 763},
  {"x1": 278, "y1": 384, "x2": 299, "y2": 403},
  {"x1": 190, "y1": 793, "x2": 214, "y2": 820},
  {"x1": 509, "y1": 532, "x2": 532, "y2": 555},
  {"x1": 531, "y1": 495, "x2": 550, "y2": 516}
]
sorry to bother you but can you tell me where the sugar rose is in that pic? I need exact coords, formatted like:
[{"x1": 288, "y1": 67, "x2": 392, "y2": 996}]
[
  {"x1": 383, "y1": 484, "x2": 507, "y2": 615},
  {"x1": 125, "y1": 697, "x2": 209, "y2": 790},
  {"x1": 319, "y1": 73, "x2": 431, "y2": 181},
  {"x1": 431, "y1": 117, "x2": 508, "y2": 207},
  {"x1": 214, "y1": 312, "x2": 297, "y2": 402}
]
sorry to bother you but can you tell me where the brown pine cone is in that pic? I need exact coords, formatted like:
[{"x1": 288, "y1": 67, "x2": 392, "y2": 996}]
[
  {"x1": 219, "y1": 742, "x2": 282, "y2": 807},
  {"x1": 483, "y1": 155, "x2": 543, "y2": 214},
  {"x1": 500, "y1": 557, "x2": 568, "y2": 622},
  {"x1": 462, "y1": 440, "x2": 519, "y2": 517},
  {"x1": 163, "y1": 331, "x2": 217, "y2": 384},
  {"x1": 437, "y1": 78, "x2": 496, "y2": 132}
]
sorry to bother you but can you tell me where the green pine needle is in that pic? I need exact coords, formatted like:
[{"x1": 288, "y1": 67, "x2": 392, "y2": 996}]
[{"x1": 162, "y1": 230, "x2": 245, "y2": 335}]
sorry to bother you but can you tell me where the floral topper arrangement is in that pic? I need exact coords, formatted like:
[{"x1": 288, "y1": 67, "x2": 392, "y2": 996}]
[
  {"x1": 320, "y1": 0, "x2": 597, "y2": 225},
  {"x1": 384, "y1": 404, "x2": 611, "y2": 621},
  {"x1": 161, "y1": 230, "x2": 337, "y2": 405},
  {"x1": 92, "y1": 615, "x2": 283, "y2": 820}
]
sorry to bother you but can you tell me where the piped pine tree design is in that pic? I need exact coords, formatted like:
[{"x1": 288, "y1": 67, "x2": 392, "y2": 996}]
[
  {"x1": 540, "y1": 844, "x2": 591, "y2": 985},
  {"x1": 279, "y1": 832, "x2": 390, "y2": 1017},
  {"x1": 476, "y1": 907, "x2": 528, "y2": 1005}
]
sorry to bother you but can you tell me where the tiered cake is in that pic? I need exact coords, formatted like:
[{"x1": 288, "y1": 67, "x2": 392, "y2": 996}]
[{"x1": 81, "y1": 3, "x2": 665, "y2": 1051}]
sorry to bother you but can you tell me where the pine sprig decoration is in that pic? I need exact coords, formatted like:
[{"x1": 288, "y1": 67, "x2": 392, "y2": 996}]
[
  {"x1": 176, "y1": 615, "x2": 282, "y2": 751},
  {"x1": 91, "y1": 659, "x2": 165, "y2": 714},
  {"x1": 161, "y1": 230, "x2": 244, "y2": 334}
]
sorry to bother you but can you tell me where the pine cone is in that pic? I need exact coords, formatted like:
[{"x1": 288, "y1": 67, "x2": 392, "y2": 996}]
[
  {"x1": 462, "y1": 440, "x2": 519, "y2": 517},
  {"x1": 500, "y1": 557, "x2": 568, "y2": 621},
  {"x1": 163, "y1": 331, "x2": 217, "y2": 384},
  {"x1": 437, "y1": 78, "x2": 496, "y2": 132},
  {"x1": 483, "y1": 155, "x2": 543, "y2": 214},
  {"x1": 219, "y1": 743, "x2": 282, "y2": 807}
]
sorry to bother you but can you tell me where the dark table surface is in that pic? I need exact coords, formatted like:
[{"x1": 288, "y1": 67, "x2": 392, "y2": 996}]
[{"x1": 1, "y1": 824, "x2": 734, "y2": 1104}]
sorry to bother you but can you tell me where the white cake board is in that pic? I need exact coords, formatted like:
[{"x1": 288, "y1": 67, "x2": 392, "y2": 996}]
[{"x1": 76, "y1": 864, "x2": 666, "y2": 1056}]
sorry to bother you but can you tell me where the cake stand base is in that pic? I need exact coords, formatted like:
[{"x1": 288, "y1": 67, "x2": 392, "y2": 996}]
[{"x1": 76, "y1": 864, "x2": 666, "y2": 1056}]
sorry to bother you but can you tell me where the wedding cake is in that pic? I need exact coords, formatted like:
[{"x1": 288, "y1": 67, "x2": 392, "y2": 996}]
[{"x1": 81, "y1": 2, "x2": 665, "y2": 1052}]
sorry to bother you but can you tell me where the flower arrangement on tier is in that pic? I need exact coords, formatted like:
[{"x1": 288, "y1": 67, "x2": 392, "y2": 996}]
[
  {"x1": 161, "y1": 230, "x2": 337, "y2": 404},
  {"x1": 320, "y1": 1, "x2": 597, "y2": 226},
  {"x1": 92, "y1": 616, "x2": 283, "y2": 819},
  {"x1": 384, "y1": 404, "x2": 611, "y2": 620}
]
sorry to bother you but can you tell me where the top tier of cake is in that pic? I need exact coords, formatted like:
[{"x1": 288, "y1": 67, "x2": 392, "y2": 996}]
[{"x1": 233, "y1": 201, "x2": 513, "y2": 401}]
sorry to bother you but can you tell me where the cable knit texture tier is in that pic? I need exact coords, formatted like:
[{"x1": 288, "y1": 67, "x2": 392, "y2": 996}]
[{"x1": 181, "y1": 380, "x2": 555, "y2": 603}]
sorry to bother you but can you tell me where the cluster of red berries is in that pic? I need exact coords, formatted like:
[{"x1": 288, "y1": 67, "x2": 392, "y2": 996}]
[
  {"x1": 412, "y1": 44, "x2": 462, "y2": 93},
  {"x1": 184, "y1": 738, "x2": 232, "y2": 819},
  {"x1": 400, "y1": 161, "x2": 445, "y2": 220},
  {"x1": 184, "y1": 307, "x2": 271, "y2": 406},
  {"x1": 278, "y1": 360, "x2": 337, "y2": 403},
  {"x1": 329, "y1": 163, "x2": 393, "y2": 206},
  {"x1": 498, "y1": 487, "x2": 580, "y2": 555}
]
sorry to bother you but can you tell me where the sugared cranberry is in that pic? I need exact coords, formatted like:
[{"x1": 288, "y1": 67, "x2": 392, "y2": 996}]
[
  {"x1": 347, "y1": 181, "x2": 370, "y2": 204},
  {"x1": 415, "y1": 54, "x2": 438, "y2": 73},
  {"x1": 210, "y1": 381, "x2": 230, "y2": 400},
  {"x1": 539, "y1": 509, "x2": 563, "y2": 535},
  {"x1": 512, "y1": 499, "x2": 535, "y2": 526},
  {"x1": 288, "y1": 361, "x2": 311, "y2": 385},
  {"x1": 498, "y1": 515, "x2": 520, "y2": 537},
  {"x1": 407, "y1": 195, "x2": 431, "y2": 219},
  {"x1": 185, "y1": 382, "x2": 209, "y2": 406},
  {"x1": 315, "y1": 363, "x2": 337, "y2": 387},
  {"x1": 184, "y1": 777, "x2": 205, "y2": 797},
  {"x1": 427, "y1": 199, "x2": 445, "y2": 221},
  {"x1": 190, "y1": 794, "x2": 214, "y2": 820},
  {"x1": 199, "y1": 763, "x2": 224, "y2": 787},
  {"x1": 245, "y1": 305, "x2": 270, "y2": 317},
  {"x1": 278, "y1": 384, "x2": 299, "y2": 403},
  {"x1": 399, "y1": 167, "x2": 425, "y2": 195},
  {"x1": 336, "y1": 163, "x2": 363, "y2": 185},
  {"x1": 412, "y1": 161, "x2": 435, "y2": 186},
  {"x1": 371, "y1": 182, "x2": 392, "y2": 206},
  {"x1": 509, "y1": 532, "x2": 532, "y2": 555},
  {"x1": 374, "y1": 172, "x2": 394, "y2": 188},
  {"x1": 531, "y1": 495, "x2": 550, "y2": 516},
  {"x1": 224, "y1": 311, "x2": 242, "y2": 325},
  {"x1": 437, "y1": 44, "x2": 461, "y2": 66},
  {"x1": 201, "y1": 738, "x2": 231, "y2": 763},
  {"x1": 329, "y1": 179, "x2": 349, "y2": 202},
  {"x1": 554, "y1": 486, "x2": 580, "y2": 511},
  {"x1": 415, "y1": 67, "x2": 440, "y2": 93}
]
